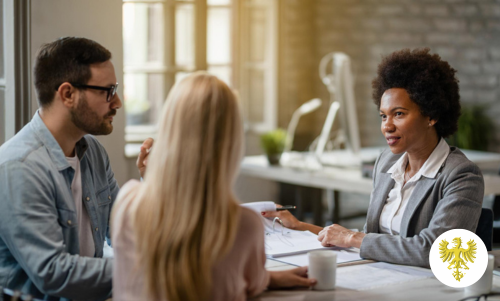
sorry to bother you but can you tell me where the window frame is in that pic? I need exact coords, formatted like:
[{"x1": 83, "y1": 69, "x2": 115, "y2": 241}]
[
  {"x1": 123, "y1": 0, "x2": 209, "y2": 143},
  {"x1": 2, "y1": 0, "x2": 31, "y2": 143},
  {"x1": 122, "y1": 0, "x2": 279, "y2": 150},
  {"x1": 238, "y1": 0, "x2": 278, "y2": 133}
]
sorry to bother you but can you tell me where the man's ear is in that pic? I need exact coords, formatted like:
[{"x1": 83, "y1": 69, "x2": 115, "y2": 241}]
[{"x1": 56, "y1": 82, "x2": 78, "y2": 108}]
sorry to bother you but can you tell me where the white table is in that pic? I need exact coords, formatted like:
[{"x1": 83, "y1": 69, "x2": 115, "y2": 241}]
[
  {"x1": 253, "y1": 259, "x2": 500, "y2": 301},
  {"x1": 241, "y1": 149, "x2": 500, "y2": 223},
  {"x1": 241, "y1": 150, "x2": 500, "y2": 195}
]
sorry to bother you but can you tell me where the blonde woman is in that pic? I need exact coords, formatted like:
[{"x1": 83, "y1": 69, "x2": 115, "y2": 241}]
[{"x1": 111, "y1": 72, "x2": 316, "y2": 301}]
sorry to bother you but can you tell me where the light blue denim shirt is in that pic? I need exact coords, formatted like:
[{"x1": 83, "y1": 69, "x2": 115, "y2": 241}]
[{"x1": 0, "y1": 111, "x2": 119, "y2": 301}]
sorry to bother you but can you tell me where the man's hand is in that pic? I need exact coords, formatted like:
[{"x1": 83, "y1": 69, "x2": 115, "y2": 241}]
[
  {"x1": 268, "y1": 267, "x2": 316, "y2": 289},
  {"x1": 136, "y1": 138, "x2": 154, "y2": 179}
]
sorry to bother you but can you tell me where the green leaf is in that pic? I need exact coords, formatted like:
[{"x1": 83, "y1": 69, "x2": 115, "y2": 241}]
[{"x1": 447, "y1": 105, "x2": 493, "y2": 151}]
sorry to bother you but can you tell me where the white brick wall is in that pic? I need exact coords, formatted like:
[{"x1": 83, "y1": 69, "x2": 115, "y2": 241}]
[{"x1": 277, "y1": 0, "x2": 500, "y2": 151}]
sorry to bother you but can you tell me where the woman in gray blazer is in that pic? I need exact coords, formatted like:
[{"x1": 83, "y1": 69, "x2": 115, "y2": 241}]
[{"x1": 263, "y1": 48, "x2": 484, "y2": 268}]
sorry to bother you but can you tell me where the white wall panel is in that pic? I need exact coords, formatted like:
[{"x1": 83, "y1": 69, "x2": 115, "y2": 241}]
[{"x1": 30, "y1": 0, "x2": 127, "y2": 185}]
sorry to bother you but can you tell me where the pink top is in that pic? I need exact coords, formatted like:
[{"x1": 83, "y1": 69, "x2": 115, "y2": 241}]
[{"x1": 111, "y1": 180, "x2": 270, "y2": 301}]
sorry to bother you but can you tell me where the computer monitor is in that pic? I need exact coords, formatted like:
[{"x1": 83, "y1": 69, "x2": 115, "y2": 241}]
[{"x1": 316, "y1": 52, "x2": 362, "y2": 167}]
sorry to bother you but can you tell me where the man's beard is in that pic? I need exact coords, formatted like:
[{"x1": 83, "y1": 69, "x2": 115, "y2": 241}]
[{"x1": 70, "y1": 94, "x2": 116, "y2": 135}]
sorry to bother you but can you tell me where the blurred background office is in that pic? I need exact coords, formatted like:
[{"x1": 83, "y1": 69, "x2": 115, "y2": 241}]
[{"x1": 1, "y1": 0, "x2": 500, "y2": 230}]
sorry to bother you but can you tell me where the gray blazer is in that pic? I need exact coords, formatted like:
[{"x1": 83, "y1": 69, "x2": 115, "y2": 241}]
[{"x1": 360, "y1": 147, "x2": 484, "y2": 268}]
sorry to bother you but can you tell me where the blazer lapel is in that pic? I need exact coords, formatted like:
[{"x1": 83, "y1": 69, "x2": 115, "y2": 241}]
[
  {"x1": 367, "y1": 173, "x2": 395, "y2": 233},
  {"x1": 400, "y1": 177, "x2": 436, "y2": 237}
]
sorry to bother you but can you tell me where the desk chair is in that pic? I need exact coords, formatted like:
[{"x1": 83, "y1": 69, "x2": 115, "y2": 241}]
[
  {"x1": 493, "y1": 185, "x2": 500, "y2": 244},
  {"x1": 476, "y1": 208, "x2": 493, "y2": 251}
]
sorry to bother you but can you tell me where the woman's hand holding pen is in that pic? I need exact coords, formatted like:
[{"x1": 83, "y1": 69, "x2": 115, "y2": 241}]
[
  {"x1": 262, "y1": 204, "x2": 324, "y2": 234},
  {"x1": 261, "y1": 204, "x2": 301, "y2": 230},
  {"x1": 317, "y1": 224, "x2": 365, "y2": 249},
  {"x1": 136, "y1": 138, "x2": 154, "y2": 179}
]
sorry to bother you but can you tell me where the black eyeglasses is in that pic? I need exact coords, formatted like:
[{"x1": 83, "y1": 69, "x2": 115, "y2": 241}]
[
  {"x1": 72, "y1": 83, "x2": 119, "y2": 102},
  {"x1": 55, "y1": 83, "x2": 119, "y2": 102}
]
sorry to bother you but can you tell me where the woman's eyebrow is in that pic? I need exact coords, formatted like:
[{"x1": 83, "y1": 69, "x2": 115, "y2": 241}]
[{"x1": 380, "y1": 107, "x2": 409, "y2": 113}]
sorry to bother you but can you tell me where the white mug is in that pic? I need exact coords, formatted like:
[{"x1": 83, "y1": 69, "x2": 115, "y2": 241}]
[
  {"x1": 465, "y1": 254, "x2": 494, "y2": 295},
  {"x1": 308, "y1": 250, "x2": 337, "y2": 290}
]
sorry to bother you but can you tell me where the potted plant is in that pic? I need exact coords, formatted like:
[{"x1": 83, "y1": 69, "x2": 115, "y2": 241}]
[
  {"x1": 447, "y1": 105, "x2": 493, "y2": 151},
  {"x1": 260, "y1": 129, "x2": 286, "y2": 165}
]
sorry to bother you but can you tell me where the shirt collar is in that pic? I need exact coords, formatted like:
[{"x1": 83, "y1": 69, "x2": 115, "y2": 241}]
[
  {"x1": 419, "y1": 138, "x2": 449, "y2": 179},
  {"x1": 387, "y1": 152, "x2": 408, "y2": 182},
  {"x1": 30, "y1": 110, "x2": 89, "y2": 171},
  {"x1": 386, "y1": 138, "x2": 450, "y2": 181}
]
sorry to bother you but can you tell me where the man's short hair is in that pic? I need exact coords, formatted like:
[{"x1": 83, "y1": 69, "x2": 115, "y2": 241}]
[{"x1": 34, "y1": 37, "x2": 112, "y2": 107}]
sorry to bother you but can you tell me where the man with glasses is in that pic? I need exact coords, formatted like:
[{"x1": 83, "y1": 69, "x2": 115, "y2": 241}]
[{"x1": 0, "y1": 37, "x2": 147, "y2": 301}]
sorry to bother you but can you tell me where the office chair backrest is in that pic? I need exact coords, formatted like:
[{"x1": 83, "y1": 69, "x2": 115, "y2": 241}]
[{"x1": 476, "y1": 208, "x2": 493, "y2": 251}]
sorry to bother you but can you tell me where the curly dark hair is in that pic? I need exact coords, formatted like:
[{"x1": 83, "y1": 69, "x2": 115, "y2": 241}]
[{"x1": 372, "y1": 48, "x2": 460, "y2": 138}]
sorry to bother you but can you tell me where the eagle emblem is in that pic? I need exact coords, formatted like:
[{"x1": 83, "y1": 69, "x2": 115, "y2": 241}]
[{"x1": 439, "y1": 237, "x2": 477, "y2": 282}]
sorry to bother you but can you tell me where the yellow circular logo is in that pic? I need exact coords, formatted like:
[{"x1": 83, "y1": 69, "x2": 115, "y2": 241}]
[{"x1": 429, "y1": 229, "x2": 488, "y2": 288}]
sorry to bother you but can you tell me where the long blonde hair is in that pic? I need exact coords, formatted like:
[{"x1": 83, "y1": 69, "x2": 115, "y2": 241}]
[{"x1": 132, "y1": 72, "x2": 243, "y2": 301}]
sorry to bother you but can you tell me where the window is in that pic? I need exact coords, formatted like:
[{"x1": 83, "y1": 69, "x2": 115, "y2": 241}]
[
  {"x1": 123, "y1": 0, "x2": 234, "y2": 142},
  {"x1": 207, "y1": 0, "x2": 232, "y2": 85},
  {"x1": 239, "y1": 0, "x2": 277, "y2": 133},
  {"x1": 123, "y1": 1, "x2": 168, "y2": 142},
  {"x1": 122, "y1": 0, "x2": 277, "y2": 149}
]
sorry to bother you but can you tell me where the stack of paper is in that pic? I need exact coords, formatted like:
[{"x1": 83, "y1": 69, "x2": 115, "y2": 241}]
[
  {"x1": 242, "y1": 204, "x2": 364, "y2": 262},
  {"x1": 265, "y1": 229, "x2": 333, "y2": 258},
  {"x1": 273, "y1": 249, "x2": 362, "y2": 266},
  {"x1": 241, "y1": 201, "x2": 276, "y2": 213},
  {"x1": 259, "y1": 216, "x2": 358, "y2": 259},
  {"x1": 336, "y1": 262, "x2": 434, "y2": 290}
]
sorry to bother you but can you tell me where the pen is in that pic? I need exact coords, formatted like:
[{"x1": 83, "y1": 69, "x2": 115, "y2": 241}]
[{"x1": 276, "y1": 205, "x2": 296, "y2": 211}]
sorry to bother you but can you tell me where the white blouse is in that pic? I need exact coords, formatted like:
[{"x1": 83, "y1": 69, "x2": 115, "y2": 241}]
[{"x1": 379, "y1": 138, "x2": 450, "y2": 235}]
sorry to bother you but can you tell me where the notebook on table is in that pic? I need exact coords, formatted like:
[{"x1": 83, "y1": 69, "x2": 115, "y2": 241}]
[{"x1": 241, "y1": 201, "x2": 362, "y2": 259}]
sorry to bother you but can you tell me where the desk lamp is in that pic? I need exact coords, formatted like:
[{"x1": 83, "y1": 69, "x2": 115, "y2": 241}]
[{"x1": 284, "y1": 98, "x2": 322, "y2": 153}]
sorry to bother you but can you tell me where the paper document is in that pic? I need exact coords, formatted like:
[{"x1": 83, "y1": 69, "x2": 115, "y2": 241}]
[
  {"x1": 336, "y1": 262, "x2": 433, "y2": 290},
  {"x1": 241, "y1": 201, "x2": 276, "y2": 213},
  {"x1": 272, "y1": 248, "x2": 362, "y2": 267},
  {"x1": 260, "y1": 216, "x2": 336, "y2": 258}
]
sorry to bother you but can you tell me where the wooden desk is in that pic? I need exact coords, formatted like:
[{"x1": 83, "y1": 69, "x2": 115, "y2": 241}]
[{"x1": 253, "y1": 259, "x2": 500, "y2": 301}]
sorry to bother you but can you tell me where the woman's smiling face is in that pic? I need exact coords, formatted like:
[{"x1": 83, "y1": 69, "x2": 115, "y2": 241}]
[{"x1": 379, "y1": 88, "x2": 435, "y2": 155}]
